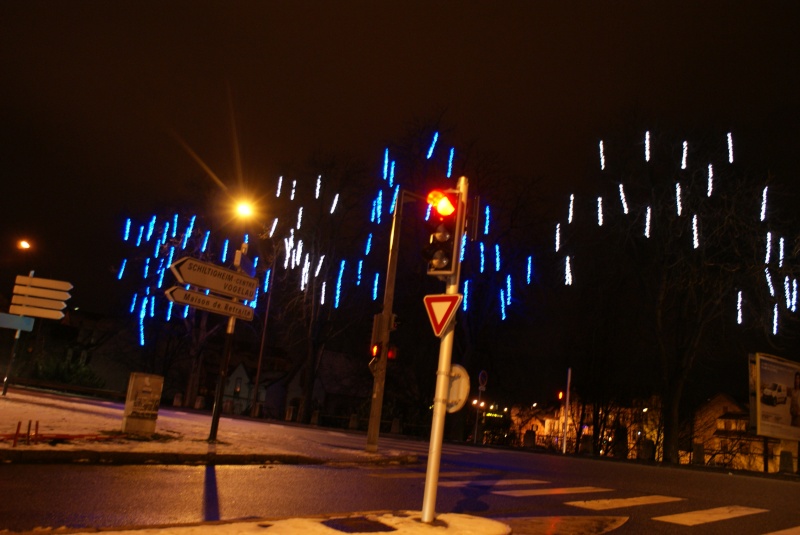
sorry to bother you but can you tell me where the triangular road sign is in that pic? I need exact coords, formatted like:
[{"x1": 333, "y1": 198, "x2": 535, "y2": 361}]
[{"x1": 424, "y1": 294, "x2": 463, "y2": 338}]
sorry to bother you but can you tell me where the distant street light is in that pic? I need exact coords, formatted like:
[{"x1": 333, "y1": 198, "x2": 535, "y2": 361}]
[{"x1": 17, "y1": 240, "x2": 31, "y2": 250}]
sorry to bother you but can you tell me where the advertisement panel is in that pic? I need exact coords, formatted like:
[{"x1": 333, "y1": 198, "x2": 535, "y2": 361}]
[{"x1": 754, "y1": 353, "x2": 800, "y2": 441}]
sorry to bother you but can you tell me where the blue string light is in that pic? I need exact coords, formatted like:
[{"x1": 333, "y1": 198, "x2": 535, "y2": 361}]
[
  {"x1": 447, "y1": 148, "x2": 455, "y2": 178},
  {"x1": 506, "y1": 274, "x2": 512, "y2": 305},
  {"x1": 365, "y1": 233, "x2": 372, "y2": 255},
  {"x1": 143, "y1": 257, "x2": 150, "y2": 278},
  {"x1": 426, "y1": 131, "x2": 439, "y2": 159},
  {"x1": 390, "y1": 185, "x2": 399, "y2": 214},
  {"x1": 181, "y1": 215, "x2": 196, "y2": 249},
  {"x1": 383, "y1": 148, "x2": 389, "y2": 180},
  {"x1": 499, "y1": 289, "x2": 507, "y2": 320},
  {"x1": 221, "y1": 240, "x2": 229, "y2": 263},
  {"x1": 264, "y1": 269, "x2": 271, "y2": 293},
  {"x1": 123, "y1": 219, "x2": 131, "y2": 241},
  {"x1": 335, "y1": 260, "x2": 345, "y2": 308},
  {"x1": 495, "y1": 244, "x2": 501, "y2": 272},
  {"x1": 460, "y1": 233, "x2": 467, "y2": 262},
  {"x1": 166, "y1": 301, "x2": 173, "y2": 322},
  {"x1": 136, "y1": 226, "x2": 144, "y2": 246},
  {"x1": 527, "y1": 256, "x2": 533, "y2": 284},
  {"x1": 462, "y1": 280, "x2": 469, "y2": 311},
  {"x1": 389, "y1": 161, "x2": 396, "y2": 188},
  {"x1": 117, "y1": 259, "x2": 127, "y2": 280},
  {"x1": 479, "y1": 242, "x2": 485, "y2": 273},
  {"x1": 484, "y1": 206, "x2": 491, "y2": 235},
  {"x1": 171, "y1": 214, "x2": 178, "y2": 238},
  {"x1": 129, "y1": 293, "x2": 137, "y2": 314},
  {"x1": 373, "y1": 273, "x2": 380, "y2": 301},
  {"x1": 146, "y1": 215, "x2": 156, "y2": 241}
]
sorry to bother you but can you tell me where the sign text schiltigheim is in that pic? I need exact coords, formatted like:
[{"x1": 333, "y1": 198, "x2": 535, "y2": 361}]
[{"x1": 170, "y1": 257, "x2": 257, "y2": 300}]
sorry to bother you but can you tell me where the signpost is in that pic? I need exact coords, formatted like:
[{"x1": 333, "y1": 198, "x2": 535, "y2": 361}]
[
  {"x1": 165, "y1": 286, "x2": 254, "y2": 321},
  {"x1": 167, "y1": 254, "x2": 256, "y2": 442},
  {"x1": 170, "y1": 257, "x2": 257, "y2": 300},
  {"x1": 3, "y1": 273, "x2": 73, "y2": 396}
]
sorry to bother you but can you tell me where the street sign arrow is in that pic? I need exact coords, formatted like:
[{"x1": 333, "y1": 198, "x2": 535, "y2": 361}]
[
  {"x1": 423, "y1": 294, "x2": 463, "y2": 338},
  {"x1": 170, "y1": 257, "x2": 257, "y2": 301},
  {"x1": 13, "y1": 285, "x2": 71, "y2": 301},
  {"x1": 9, "y1": 305, "x2": 65, "y2": 320},
  {"x1": 11, "y1": 294, "x2": 67, "y2": 310},
  {"x1": 14, "y1": 275, "x2": 73, "y2": 292},
  {"x1": 165, "y1": 286, "x2": 254, "y2": 321}
]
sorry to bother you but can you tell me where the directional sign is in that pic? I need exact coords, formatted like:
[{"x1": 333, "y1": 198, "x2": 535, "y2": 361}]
[
  {"x1": 12, "y1": 294, "x2": 67, "y2": 310},
  {"x1": 423, "y1": 294, "x2": 463, "y2": 338},
  {"x1": 0, "y1": 312, "x2": 34, "y2": 332},
  {"x1": 165, "y1": 286, "x2": 254, "y2": 321},
  {"x1": 9, "y1": 305, "x2": 64, "y2": 320},
  {"x1": 15, "y1": 275, "x2": 73, "y2": 292},
  {"x1": 170, "y1": 257, "x2": 257, "y2": 301},
  {"x1": 12, "y1": 285, "x2": 71, "y2": 301}
]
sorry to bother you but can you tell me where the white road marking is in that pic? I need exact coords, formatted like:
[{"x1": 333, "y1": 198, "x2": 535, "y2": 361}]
[
  {"x1": 369, "y1": 471, "x2": 484, "y2": 479},
  {"x1": 566, "y1": 495, "x2": 684, "y2": 510},
  {"x1": 438, "y1": 478, "x2": 549, "y2": 488},
  {"x1": 493, "y1": 486, "x2": 612, "y2": 497},
  {"x1": 653, "y1": 505, "x2": 768, "y2": 526}
]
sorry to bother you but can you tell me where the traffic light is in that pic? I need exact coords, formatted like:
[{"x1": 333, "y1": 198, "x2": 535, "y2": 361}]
[
  {"x1": 423, "y1": 189, "x2": 464, "y2": 276},
  {"x1": 371, "y1": 342, "x2": 382, "y2": 358},
  {"x1": 387, "y1": 344, "x2": 398, "y2": 360},
  {"x1": 558, "y1": 391, "x2": 564, "y2": 401}
]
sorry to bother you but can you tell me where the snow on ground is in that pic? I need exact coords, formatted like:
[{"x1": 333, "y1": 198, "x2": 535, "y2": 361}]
[{"x1": 0, "y1": 388, "x2": 377, "y2": 460}]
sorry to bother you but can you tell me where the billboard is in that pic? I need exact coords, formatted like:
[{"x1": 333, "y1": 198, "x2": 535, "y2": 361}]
[{"x1": 751, "y1": 353, "x2": 800, "y2": 441}]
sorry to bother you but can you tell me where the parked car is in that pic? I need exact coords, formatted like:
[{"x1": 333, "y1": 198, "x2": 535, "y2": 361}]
[{"x1": 761, "y1": 383, "x2": 787, "y2": 405}]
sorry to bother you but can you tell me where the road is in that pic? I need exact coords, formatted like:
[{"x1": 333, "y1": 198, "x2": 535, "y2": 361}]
[{"x1": 1, "y1": 430, "x2": 799, "y2": 534}]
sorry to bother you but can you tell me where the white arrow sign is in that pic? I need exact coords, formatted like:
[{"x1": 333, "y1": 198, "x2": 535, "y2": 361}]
[
  {"x1": 9, "y1": 305, "x2": 64, "y2": 320},
  {"x1": 170, "y1": 257, "x2": 257, "y2": 301},
  {"x1": 423, "y1": 294, "x2": 463, "y2": 338},
  {"x1": 15, "y1": 275, "x2": 73, "y2": 292},
  {"x1": 13, "y1": 285, "x2": 71, "y2": 302},
  {"x1": 11, "y1": 295, "x2": 67, "y2": 310},
  {"x1": 165, "y1": 286, "x2": 254, "y2": 321}
]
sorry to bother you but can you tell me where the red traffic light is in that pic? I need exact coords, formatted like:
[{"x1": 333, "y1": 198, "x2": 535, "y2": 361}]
[{"x1": 427, "y1": 190, "x2": 456, "y2": 217}]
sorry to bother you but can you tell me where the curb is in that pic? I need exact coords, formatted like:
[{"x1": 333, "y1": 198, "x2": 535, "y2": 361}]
[{"x1": 0, "y1": 450, "x2": 420, "y2": 465}]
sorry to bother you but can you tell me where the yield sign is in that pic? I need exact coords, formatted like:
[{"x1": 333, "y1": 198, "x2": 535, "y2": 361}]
[{"x1": 424, "y1": 294, "x2": 462, "y2": 338}]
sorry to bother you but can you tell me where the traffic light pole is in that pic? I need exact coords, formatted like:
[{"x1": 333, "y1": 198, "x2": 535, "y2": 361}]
[
  {"x1": 366, "y1": 189, "x2": 420, "y2": 452},
  {"x1": 421, "y1": 176, "x2": 468, "y2": 523}
]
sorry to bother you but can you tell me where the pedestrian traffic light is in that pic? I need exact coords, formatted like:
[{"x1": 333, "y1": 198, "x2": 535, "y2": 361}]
[
  {"x1": 423, "y1": 189, "x2": 463, "y2": 276},
  {"x1": 558, "y1": 391, "x2": 564, "y2": 400},
  {"x1": 371, "y1": 342, "x2": 382, "y2": 358}
]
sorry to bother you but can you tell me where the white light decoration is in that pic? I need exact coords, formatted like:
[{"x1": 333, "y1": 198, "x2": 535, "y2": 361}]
[
  {"x1": 296, "y1": 207, "x2": 303, "y2": 230},
  {"x1": 727, "y1": 132, "x2": 734, "y2": 163},
  {"x1": 597, "y1": 197, "x2": 603, "y2": 226},
  {"x1": 765, "y1": 267, "x2": 775, "y2": 297},
  {"x1": 330, "y1": 193, "x2": 340, "y2": 214},
  {"x1": 692, "y1": 215, "x2": 699, "y2": 249},
  {"x1": 779, "y1": 237, "x2": 785, "y2": 267},
  {"x1": 618, "y1": 184, "x2": 629, "y2": 214},
  {"x1": 565, "y1": 256, "x2": 573, "y2": 286},
  {"x1": 290, "y1": 180, "x2": 297, "y2": 200},
  {"x1": 644, "y1": 206, "x2": 652, "y2": 238},
  {"x1": 599, "y1": 141, "x2": 606, "y2": 170},
  {"x1": 555, "y1": 223, "x2": 561, "y2": 252},
  {"x1": 793, "y1": 279, "x2": 798, "y2": 312},
  {"x1": 707, "y1": 164, "x2": 714, "y2": 197},
  {"x1": 276, "y1": 176, "x2": 283, "y2": 197},
  {"x1": 785, "y1": 276, "x2": 792, "y2": 309},
  {"x1": 765, "y1": 231, "x2": 772, "y2": 264},
  {"x1": 676, "y1": 183, "x2": 683, "y2": 216},
  {"x1": 315, "y1": 255, "x2": 325, "y2": 277},
  {"x1": 315, "y1": 175, "x2": 322, "y2": 199},
  {"x1": 761, "y1": 186, "x2": 768, "y2": 221},
  {"x1": 773, "y1": 304, "x2": 779, "y2": 335},
  {"x1": 645, "y1": 131, "x2": 651, "y2": 162},
  {"x1": 269, "y1": 218, "x2": 278, "y2": 238},
  {"x1": 737, "y1": 291, "x2": 743, "y2": 324},
  {"x1": 568, "y1": 194, "x2": 574, "y2": 223},
  {"x1": 320, "y1": 281, "x2": 326, "y2": 305},
  {"x1": 681, "y1": 141, "x2": 688, "y2": 170},
  {"x1": 300, "y1": 254, "x2": 310, "y2": 291}
]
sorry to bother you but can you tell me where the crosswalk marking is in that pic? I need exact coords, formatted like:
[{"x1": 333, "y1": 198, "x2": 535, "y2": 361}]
[
  {"x1": 566, "y1": 495, "x2": 684, "y2": 510},
  {"x1": 439, "y1": 478, "x2": 549, "y2": 488},
  {"x1": 763, "y1": 527, "x2": 800, "y2": 535},
  {"x1": 653, "y1": 505, "x2": 768, "y2": 526},
  {"x1": 493, "y1": 486, "x2": 611, "y2": 497},
  {"x1": 369, "y1": 471, "x2": 484, "y2": 479}
]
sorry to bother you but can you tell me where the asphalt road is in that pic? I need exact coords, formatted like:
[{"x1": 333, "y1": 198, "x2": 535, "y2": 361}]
[{"x1": 1, "y1": 433, "x2": 799, "y2": 534}]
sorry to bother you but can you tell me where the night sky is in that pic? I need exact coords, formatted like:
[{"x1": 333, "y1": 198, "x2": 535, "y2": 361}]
[{"x1": 1, "y1": 1, "x2": 799, "y2": 314}]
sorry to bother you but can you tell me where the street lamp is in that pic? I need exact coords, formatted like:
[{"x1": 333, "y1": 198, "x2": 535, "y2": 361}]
[{"x1": 232, "y1": 199, "x2": 274, "y2": 419}]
